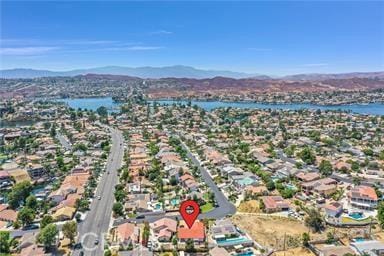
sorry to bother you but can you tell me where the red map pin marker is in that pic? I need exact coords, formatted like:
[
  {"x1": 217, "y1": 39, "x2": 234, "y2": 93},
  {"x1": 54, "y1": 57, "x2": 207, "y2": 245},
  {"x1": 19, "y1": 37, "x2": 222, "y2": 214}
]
[{"x1": 179, "y1": 200, "x2": 200, "y2": 229}]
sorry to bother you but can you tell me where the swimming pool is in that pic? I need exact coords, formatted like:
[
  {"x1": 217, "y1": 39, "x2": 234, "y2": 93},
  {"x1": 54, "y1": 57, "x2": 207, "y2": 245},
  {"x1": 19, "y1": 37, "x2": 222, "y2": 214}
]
[
  {"x1": 348, "y1": 212, "x2": 364, "y2": 220},
  {"x1": 353, "y1": 237, "x2": 366, "y2": 242},
  {"x1": 216, "y1": 236, "x2": 253, "y2": 246},
  {"x1": 236, "y1": 252, "x2": 254, "y2": 256},
  {"x1": 170, "y1": 198, "x2": 180, "y2": 206},
  {"x1": 237, "y1": 177, "x2": 257, "y2": 186},
  {"x1": 285, "y1": 184, "x2": 297, "y2": 190}
]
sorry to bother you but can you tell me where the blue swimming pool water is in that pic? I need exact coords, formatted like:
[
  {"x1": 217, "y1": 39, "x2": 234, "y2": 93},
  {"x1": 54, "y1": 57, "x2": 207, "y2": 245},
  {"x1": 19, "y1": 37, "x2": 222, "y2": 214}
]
[
  {"x1": 237, "y1": 177, "x2": 256, "y2": 186},
  {"x1": 170, "y1": 198, "x2": 180, "y2": 206},
  {"x1": 236, "y1": 252, "x2": 254, "y2": 256},
  {"x1": 286, "y1": 184, "x2": 297, "y2": 190},
  {"x1": 216, "y1": 236, "x2": 253, "y2": 246},
  {"x1": 348, "y1": 212, "x2": 364, "y2": 220}
]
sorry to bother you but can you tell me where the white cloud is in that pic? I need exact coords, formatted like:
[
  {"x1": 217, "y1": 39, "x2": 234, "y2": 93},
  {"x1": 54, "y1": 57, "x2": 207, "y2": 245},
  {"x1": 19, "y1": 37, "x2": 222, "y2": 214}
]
[
  {"x1": 302, "y1": 63, "x2": 329, "y2": 67},
  {"x1": 149, "y1": 30, "x2": 173, "y2": 35},
  {"x1": 0, "y1": 47, "x2": 59, "y2": 56},
  {"x1": 106, "y1": 46, "x2": 164, "y2": 51}
]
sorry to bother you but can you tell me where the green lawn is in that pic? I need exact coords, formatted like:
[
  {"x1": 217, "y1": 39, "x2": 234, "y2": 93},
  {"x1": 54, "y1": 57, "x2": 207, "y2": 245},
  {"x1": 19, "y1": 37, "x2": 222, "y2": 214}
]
[
  {"x1": 341, "y1": 216, "x2": 373, "y2": 225},
  {"x1": 201, "y1": 203, "x2": 214, "y2": 213},
  {"x1": 128, "y1": 213, "x2": 137, "y2": 218}
]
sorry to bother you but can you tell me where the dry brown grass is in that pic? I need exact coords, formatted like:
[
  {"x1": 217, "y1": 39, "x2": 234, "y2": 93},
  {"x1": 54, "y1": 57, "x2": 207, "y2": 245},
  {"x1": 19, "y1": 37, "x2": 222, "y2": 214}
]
[
  {"x1": 272, "y1": 247, "x2": 315, "y2": 256},
  {"x1": 237, "y1": 200, "x2": 261, "y2": 213},
  {"x1": 231, "y1": 214, "x2": 322, "y2": 249}
]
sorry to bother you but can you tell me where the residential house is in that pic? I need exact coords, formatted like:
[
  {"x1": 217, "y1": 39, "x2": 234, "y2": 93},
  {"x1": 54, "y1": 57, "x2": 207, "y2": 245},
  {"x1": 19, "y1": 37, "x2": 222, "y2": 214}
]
[
  {"x1": 348, "y1": 186, "x2": 378, "y2": 210},
  {"x1": 0, "y1": 205, "x2": 17, "y2": 223},
  {"x1": 317, "y1": 245, "x2": 356, "y2": 256},
  {"x1": 350, "y1": 240, "x2": 384, "y2": 256},
  {"x1": 52, "y1": 206, "x2": 76, "y2": 221},
  {"x1": 295, "y1": 172, "x2": 321, "y2": 182},
  {"x1": 301, "y1": 178, "x2": 337, "y2": 196},
  {"x1": 178, "y1": 220, "x2": 205, "y2": 243},
  {"x1": 209, "y1": 246, "x2": 230, "y2": 256},
  {"x1": 262, "y1": 196, "x2": 290, "y2": 213},
  {"x1": 150, "y1": 217, "x2": 177, "y2": 242},
  {"x1": 115, "y1": 223, "x2": 140, "y2": 246},
  {"x1": 26, "y1": 164, "x2": 46, "y2": 180},
  {"x1": 324, "y1": 202, "x2": 343, "y2": 217}
]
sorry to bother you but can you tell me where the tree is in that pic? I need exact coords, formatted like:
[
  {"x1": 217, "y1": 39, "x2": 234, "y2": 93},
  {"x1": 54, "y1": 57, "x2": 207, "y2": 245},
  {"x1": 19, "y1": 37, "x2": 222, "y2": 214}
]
[
  {"x1": 56, "y1": 156, "x2": 64, "y2": 169},
  {"x1": 185, "y1": 239, "x2": 195, "y2": 252},
  {"x1": 37, "y1": 224, "x2": 58, "y2": 250},
  {"x1": 259, "y1": 198, "x2": 265, "y2": 211},
  {"x1": 326, "y1": 232, "x2": 336, "y2": 244},
  {"x1": 380, "y1": 150, "x2": 384, "y2": 161},
  {"x1": 8, "y1": 181, "x2": 32, "y2": 209},
  {"x1": 170, "y1": 176, "x2": 177, "y2": 186},
  {"x1": 50, "y1": 126, "x2": 56, "y2": 137},
  {"x1": 40, "y1": 215, "x2": 53, "y2": 229},
  {"x1": 97, "y1": 106, "x2": 108, "y2": 117},
  {"x1": 112, "y1": 202, "x2": 124, "y2": 216},
  {"x1": 378, "y1": 202, "x2": 384, "y2": 228},
  {"x1": 305, "y1": 208, "x2": 324, "y2": 232},
  {"x1": 298, "y1": 147, "x2": 316, "y2": 165},
  {"x1": 142, "y1": 222, "x2": 150, "y2": 246},
  {"x1": 319, "y1": 160, "x2": 333, "y2": 176},
  {"x1": 0, "y1": 231, "x2": 10, "y2": 253},
  {"x1": 266, "y1": 180, "x2": 275, "y2": 191},
  {"x1": 62, "y1": 221, "x2": 77, "y2": 245},
  {"x1": 17, "y1": 207, "x2": 36, "y2": 227},
  {"x1": 114, "y1": 189, "x2": 126, "y2": 202},
  {"x1": 25, "y1": 195, "x2": 38, "y2": 210},
  {"x1": 302, "y1": 232, "x2": 310, "y2": 247}
]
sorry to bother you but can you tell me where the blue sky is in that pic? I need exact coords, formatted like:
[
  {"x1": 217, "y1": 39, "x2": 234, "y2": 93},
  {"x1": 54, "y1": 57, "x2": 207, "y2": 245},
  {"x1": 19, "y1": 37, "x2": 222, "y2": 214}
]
[{"x1": 1, "y1": 1, "x2": 383, "y2": 75}]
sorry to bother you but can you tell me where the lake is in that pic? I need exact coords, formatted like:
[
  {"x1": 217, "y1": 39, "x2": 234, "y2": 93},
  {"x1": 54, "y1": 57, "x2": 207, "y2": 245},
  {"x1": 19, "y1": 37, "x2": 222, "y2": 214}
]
[
  {"x1": 56, "y1": 97, "x2": 121, "y2": 112},
  {"x1": 152, "y1": 100, "x2": 384, "y2": 116},
  {"x1": 57, "y1": 97, "x2": 384, "y2": 116}
]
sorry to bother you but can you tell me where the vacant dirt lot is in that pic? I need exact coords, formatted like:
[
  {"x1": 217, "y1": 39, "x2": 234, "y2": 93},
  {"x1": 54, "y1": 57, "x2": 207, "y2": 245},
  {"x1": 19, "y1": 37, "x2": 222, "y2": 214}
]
[
  {"x1": 272, "y1": 248, "x2": 315, "y2": 256},
  {"x1": 231, "y1": 214, "x2": 322, "y2": 249},
  {"x1": 237, "y1": 200, "x2": 261, "y2": 213}
]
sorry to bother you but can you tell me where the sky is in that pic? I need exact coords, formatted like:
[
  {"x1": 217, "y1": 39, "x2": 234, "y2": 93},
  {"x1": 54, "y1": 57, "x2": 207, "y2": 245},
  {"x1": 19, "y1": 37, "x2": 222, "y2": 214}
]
[{"x1": 1, "y1": 1, "x2": 383, "y2": 75}]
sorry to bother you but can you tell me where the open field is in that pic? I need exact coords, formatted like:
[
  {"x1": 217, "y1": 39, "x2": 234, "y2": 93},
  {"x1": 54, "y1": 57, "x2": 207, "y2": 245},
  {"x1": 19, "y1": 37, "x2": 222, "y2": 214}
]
[
  {"x1": 237, "y1": 200, "x2": 261, "y2": 213},
  {"x1": 272, "y1": 247, "x2": 315, "y2": 256},
  {"x1": 231, "y1": 214, "x2": 321, "y2": 249}
]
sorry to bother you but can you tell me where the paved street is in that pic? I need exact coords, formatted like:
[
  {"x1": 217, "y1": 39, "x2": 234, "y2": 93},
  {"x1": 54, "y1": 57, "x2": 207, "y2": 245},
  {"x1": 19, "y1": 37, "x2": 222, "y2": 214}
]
[
  {"x1": 178, "y1": 137, "x2": 237, "y2": 219},
  {"x1": 113, "y1": 133, "x2": 236, "y2": 226},
  {"x1": 56, "y1": 132, "x2": 72, "y2": 151},
  {"x1": 73, "y1": 127, "x2": 124, "y2": 256}
]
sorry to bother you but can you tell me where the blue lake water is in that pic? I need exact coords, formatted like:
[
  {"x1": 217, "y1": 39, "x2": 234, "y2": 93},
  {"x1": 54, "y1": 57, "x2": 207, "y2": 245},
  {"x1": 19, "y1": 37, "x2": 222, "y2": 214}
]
[
  {"x1": 153, "y1": 100, "x2": 384, "y2": 115},
  {"x1": 56, "y1": 97, "x2": 384, "y2": 116},
  {"x1": 56, "y1": 97, "x2": 121, "y2": 112}
]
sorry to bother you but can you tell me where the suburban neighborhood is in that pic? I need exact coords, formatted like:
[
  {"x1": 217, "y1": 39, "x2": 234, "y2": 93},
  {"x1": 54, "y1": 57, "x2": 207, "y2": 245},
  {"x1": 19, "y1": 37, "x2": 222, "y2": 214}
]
[{"x1": 1, "y1": 95, "x2": 384, "y2": 256}]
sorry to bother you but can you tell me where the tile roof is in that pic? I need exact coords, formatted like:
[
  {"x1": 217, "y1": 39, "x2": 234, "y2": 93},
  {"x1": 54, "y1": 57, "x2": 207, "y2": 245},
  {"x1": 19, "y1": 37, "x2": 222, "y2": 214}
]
[{"x1": 178, "y1": 220, "x2": 205, "y2": 240}]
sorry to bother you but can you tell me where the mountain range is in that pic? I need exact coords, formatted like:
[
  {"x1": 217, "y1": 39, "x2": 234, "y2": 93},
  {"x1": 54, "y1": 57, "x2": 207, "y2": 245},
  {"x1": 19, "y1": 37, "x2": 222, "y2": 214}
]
[
  {"x1": 0, "y1": 65, "x2": 258, "y2": 79},
  {"x1": 0, "y1": 65, "x2": 383, "y2": 80}
]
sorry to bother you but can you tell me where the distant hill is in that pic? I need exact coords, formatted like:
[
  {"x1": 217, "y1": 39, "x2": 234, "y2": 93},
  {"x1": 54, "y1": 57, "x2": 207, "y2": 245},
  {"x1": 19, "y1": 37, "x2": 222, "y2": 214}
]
[
  {"x1": 1, "y1": 66, "x2": 383, "y2": 81},
  {"x1": 282, "y1": 72, "x2": 384, "y2": 81},
  {"x1": 0, "y1": 65, "x2": 258, "y2": 79}
]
